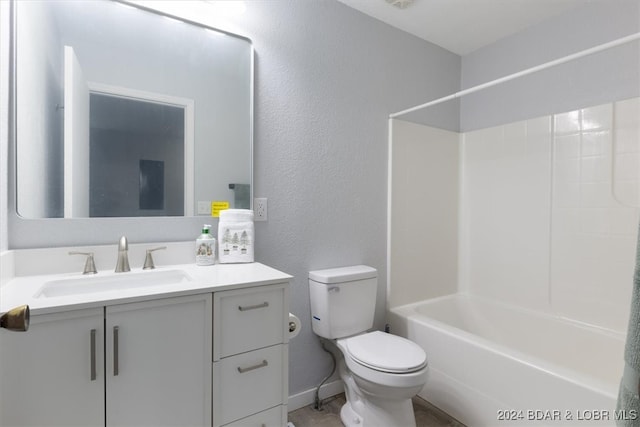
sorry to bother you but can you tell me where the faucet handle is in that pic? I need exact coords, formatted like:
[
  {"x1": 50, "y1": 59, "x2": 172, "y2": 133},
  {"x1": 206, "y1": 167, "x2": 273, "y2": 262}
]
[
  {"x1": 143, "y1": 246, "x2": 167, "y2": 270},
  {"x1": 69, "y1": 251, "x2": 98, "y2": 275}
]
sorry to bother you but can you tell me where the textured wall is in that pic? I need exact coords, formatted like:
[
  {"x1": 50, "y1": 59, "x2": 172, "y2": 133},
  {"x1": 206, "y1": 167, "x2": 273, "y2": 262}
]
[
  {"x1": 3, "y1": 0, "x2": 461, "y2": 396},
  {"x1": 233, "y1": 0, "x2": 461, "y2": 395}
]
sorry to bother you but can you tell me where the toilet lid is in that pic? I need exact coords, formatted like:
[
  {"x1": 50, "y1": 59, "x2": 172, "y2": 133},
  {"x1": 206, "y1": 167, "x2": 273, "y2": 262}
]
[{"x1": 343, "y1": 331, "x2": 427, "y2": 373}]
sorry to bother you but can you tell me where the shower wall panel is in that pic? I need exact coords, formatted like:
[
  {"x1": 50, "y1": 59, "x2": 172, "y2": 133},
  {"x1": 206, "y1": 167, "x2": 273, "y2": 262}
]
[
  {"x1": 550, "y1": 100, "x2": 640, "y2": 332},
  {"x1": 461, "y1": 97, "x2": 640, "y2": 332},
  {"x1": 460, "y1": 117, "x2": 552, "y2": 312},
  {"x1": 389, "y1": 119, "x2": 459, "y2": 308}
]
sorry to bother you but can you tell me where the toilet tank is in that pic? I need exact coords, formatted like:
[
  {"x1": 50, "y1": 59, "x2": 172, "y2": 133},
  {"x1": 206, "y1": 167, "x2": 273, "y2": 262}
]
[{"x1": 309, "y1": 265, "x2": 377, "y2": 339}]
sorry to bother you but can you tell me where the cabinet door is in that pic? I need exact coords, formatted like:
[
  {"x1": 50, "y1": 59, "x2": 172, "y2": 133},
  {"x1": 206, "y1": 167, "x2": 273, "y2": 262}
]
[
  {"x1": 0, "y1": 307, "x2": 104, "y2": 427},
  {"x1": 105, "y1": 294, "x2": 212, "y2": 427}
]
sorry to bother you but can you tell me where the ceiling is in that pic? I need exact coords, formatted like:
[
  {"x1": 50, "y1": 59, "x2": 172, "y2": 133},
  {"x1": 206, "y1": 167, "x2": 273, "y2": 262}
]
[{"x1": 336, "y1": 0, "x2": 592, "y2": 55}]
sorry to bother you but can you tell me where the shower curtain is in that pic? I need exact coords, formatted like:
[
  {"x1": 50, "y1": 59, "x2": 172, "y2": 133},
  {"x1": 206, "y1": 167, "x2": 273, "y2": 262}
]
[{"x1": 617, "y1": 222, "x2": 640, "y2": 426}]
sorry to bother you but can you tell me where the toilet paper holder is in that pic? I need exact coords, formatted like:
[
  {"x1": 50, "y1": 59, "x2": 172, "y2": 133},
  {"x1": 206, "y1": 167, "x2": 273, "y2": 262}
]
[{"x1": 288, "y1": 313, "x2": 301, "y2": 339}]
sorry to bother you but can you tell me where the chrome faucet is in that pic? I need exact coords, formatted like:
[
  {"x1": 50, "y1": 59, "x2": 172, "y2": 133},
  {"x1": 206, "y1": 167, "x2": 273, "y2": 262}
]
[
  {"x1": 115, "y1": 236, "x2": 131, "y2": 273},
  {"x1": 69, "y1": 251, "x2": 98, "y2": 275}
]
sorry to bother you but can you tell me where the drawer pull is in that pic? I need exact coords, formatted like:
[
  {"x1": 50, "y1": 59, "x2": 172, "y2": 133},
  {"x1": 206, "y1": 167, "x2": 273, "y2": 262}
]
[
  {"x1": 237, "y1": 359, "x2": 268, "y2": 373},
  {"x1": 90, "y1": 329, "x2": 97, "y2": 381},
  {"x1": 113, "y1": 326, "x2": 119, "y2": 376},
  {"x1": 238, "y1": 302, "x2": 269, "y2": 312}
]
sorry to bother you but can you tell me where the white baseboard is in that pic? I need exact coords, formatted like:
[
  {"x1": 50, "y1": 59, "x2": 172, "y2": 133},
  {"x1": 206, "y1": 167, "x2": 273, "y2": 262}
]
[{"x1": 287, "y1": 379, "x2": 344, "y2": 412}]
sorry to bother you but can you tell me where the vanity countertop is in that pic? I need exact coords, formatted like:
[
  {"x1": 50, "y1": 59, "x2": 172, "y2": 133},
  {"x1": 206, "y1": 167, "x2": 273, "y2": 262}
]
[{"x1": 1, "y1": 262, "x2": 293, "y2": 316}]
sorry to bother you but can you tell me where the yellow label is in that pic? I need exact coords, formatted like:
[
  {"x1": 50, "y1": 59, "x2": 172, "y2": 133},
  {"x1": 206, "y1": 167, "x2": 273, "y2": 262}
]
[{"x1": 211, "y1": 201, "x2": 229, "y2": 217}]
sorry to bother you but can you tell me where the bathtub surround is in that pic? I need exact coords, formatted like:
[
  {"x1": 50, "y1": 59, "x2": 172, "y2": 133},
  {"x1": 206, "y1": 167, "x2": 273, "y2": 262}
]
[
  {"x1": 392, "y1": 97, "x2": 640, "y2": 331},
  {"x1": 389, "y1": 7, "x2": 640, "y2": 413},
  {"x1": 617, "y1": 222, "x2": 640, "y2": 425},
  {"x1": 388, "y1": 120, "x2": 459, "y2": 307},
  {"x1": 464, "y1": 100, "x2": 640, "y2": 333},
  {"x1": 461, "y1": 115, "x2": 552, "y2": 311},
  {"x1": 551, "y1": 102, "x2": 640, "y2": 331},
  {"x1": 389, "y1": 99, "x2": 640, "y2": 425}
]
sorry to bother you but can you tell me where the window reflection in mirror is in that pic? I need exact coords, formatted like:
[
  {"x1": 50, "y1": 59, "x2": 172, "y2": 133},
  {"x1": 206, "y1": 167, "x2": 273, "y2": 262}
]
[
  {"x1": 90, "y1": 94, "x2": 185, "y2": 217},
  {"x1": 14, "y1": 0, "x2": 252, "y2": 218}
]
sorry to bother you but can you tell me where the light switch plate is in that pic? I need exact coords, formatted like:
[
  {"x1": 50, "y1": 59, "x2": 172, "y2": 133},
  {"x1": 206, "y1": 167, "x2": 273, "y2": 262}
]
[{"x1": 197, "y1": 201, "x2": 211, "y2": 215}]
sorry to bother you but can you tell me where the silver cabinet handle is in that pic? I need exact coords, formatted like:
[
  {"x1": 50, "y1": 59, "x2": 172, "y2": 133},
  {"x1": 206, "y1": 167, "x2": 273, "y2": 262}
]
[
  {"x1": 113, "y1": 326, "x2": 119, "y2": 376},
  {"x1": 90, "y1": 329, "x2": 97, "y2": 381},
  {"x1": 238, "y1": 302, "x2": 269, "y2": 312},
  {"x1": 237, "y1": 360, "x2": 268, "y2": 373}
]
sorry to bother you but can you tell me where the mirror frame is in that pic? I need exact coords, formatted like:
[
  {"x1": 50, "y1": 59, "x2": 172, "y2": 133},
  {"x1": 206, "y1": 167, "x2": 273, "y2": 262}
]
[{"x1": 8, "y1": 0, "x2": 254, "y2": 248}]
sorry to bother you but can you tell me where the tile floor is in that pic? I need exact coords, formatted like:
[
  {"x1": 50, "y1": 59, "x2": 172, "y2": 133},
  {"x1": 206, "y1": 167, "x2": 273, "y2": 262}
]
[{"x1": 287, "y1": 393, "x2": 465, "y2": 427}]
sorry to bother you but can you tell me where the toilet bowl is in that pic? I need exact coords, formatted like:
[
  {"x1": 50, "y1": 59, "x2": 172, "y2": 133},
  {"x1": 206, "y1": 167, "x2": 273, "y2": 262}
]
[
  {"x1": 309, "y1": 266, "x2": 428, "y2": 427},
  {"x1": 336, "y1": 331, "x2": 428, "y2": 427}
]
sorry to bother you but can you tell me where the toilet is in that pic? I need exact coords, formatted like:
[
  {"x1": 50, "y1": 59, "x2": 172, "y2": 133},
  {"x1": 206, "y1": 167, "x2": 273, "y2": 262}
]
[{"x1": 309, "y1": 265, "x2": 428, "y2": 427}]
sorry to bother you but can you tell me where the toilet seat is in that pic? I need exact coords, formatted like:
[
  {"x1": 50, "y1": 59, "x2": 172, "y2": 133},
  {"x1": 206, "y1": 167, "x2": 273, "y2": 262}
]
[{"x1": 341, "y1": 331, "x2": 427, "y2": 373}]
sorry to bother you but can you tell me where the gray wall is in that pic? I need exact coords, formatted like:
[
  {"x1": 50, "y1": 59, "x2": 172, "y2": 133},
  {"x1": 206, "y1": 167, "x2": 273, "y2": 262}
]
[
  {"x1": 233, "y1": 1, "x2": 460, "y2": 394},
  {"x1": 460, "y1": 0, "x2": 640, "y2": 131},
  {"x1": 2, "y1": 0, "x2": 461, "y2": 396}
]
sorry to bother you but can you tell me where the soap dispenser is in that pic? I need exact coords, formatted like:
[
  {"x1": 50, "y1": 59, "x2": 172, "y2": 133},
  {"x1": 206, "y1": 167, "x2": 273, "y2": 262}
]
[{"x1": 196, "y1": 224, "x2": 216, "y2": 266}]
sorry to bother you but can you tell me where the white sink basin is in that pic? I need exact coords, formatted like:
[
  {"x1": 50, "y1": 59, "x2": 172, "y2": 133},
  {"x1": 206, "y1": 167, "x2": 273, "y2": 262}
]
[{"x1": 35, "y1": 269, "x2": 192, "y2": 298}]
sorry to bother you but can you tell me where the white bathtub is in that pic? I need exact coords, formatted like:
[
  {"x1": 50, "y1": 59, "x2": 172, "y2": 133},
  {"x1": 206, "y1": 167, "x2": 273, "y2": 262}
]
[{"x1": 388, "y1": 294, "x2": 627, "y2": 426}]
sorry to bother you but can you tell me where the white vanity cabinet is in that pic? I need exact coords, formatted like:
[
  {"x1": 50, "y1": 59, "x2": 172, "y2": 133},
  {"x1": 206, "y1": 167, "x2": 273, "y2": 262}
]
[
  {"x1": 0, "y1": 259, "x2": 292, "y2": 427},
  {"x1": 0, "y1": 307, "x2": 105, "y2": 426},
  {"x1": 0, "y1": 293, "x2": 212, "y2": 427},
  {"x1": 213, "y1": 283, "x2": 289, "y2": 427},
  {"x1": 105, "y1": 294, "x2": 212, "y2": 426}
]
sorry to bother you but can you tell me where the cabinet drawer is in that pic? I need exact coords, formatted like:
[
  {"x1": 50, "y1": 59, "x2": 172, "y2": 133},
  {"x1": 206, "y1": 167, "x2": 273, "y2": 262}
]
[
  {"x1": 213, "y1": 344, "x2": 287, "y2": 426},
  {"x1": 213, "y1": 283, "x2": 287, "y2": 359},
  {"x1": 222, "y1": 405, "x2": 286, "y2": 427}
]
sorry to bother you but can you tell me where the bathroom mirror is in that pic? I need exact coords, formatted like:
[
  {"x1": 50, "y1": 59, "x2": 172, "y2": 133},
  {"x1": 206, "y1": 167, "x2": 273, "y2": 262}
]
[{"x1": 13, "y1": 0, "x2": 253, "y2": 218}]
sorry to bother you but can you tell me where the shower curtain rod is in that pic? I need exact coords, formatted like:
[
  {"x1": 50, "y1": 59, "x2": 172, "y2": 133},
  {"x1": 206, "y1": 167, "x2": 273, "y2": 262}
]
[{"x1": 390, "y1": 32, "x2": 640, "y2": 119}]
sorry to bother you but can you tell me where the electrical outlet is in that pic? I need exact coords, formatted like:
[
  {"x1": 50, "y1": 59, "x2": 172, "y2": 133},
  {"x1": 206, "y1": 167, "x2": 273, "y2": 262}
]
[{"x1": 254, "y1": 198, "x2": 267, "y2": 221}]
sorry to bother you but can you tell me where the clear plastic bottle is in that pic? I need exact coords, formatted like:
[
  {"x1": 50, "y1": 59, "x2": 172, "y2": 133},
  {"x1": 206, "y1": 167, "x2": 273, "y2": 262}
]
[{"x1": 196, "y1": 224, "x2": 216, "y2": 266}]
